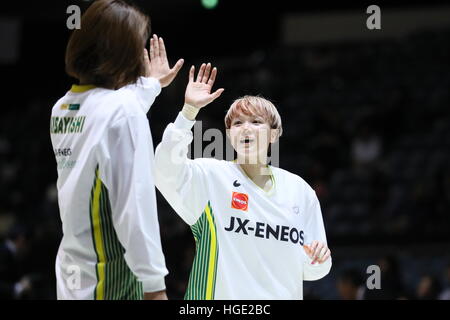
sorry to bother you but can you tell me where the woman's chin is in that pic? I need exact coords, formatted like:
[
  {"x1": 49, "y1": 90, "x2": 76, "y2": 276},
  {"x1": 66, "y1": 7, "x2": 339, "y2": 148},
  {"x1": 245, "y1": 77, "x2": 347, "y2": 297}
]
[{"x1": 235, "y1": 151, "x2": 264, "y2": 164}]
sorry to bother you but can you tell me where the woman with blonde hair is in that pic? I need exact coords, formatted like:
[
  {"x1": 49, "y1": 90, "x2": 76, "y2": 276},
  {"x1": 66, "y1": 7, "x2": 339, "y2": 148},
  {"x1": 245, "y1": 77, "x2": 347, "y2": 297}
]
[{"x1": 155, "y1": 63, "x2": 332, "y2": 299}]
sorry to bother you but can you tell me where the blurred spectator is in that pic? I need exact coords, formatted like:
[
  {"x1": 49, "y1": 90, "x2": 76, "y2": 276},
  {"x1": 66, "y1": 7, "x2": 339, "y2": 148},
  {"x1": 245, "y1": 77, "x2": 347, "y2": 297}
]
[
  {"x1": 0, "y1": 225, "x2": 33, "y2": 299},
  {"x1": 0, "y1": 16, "x2": 449, "y2": 299},
  {"x1": 364, "y1": 255, "x2": 407, "y2": 300},
  {"x1": 416, "y1": 275, "x2": 442, "y2": 300},
  {"x1": 438, "y1": 264, "x2": 450, "y2": 300},
  {"x1": 336, "y1": 269, "x2": 365, "y2": 300},
  {"x1": 351, "y1": 126, "x2": 382, "y2": 168}
]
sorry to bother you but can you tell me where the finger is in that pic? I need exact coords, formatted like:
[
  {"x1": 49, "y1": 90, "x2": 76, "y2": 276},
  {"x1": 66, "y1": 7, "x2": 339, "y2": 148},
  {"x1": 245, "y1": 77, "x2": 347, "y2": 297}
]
[
  {"x1": 313, "y1": 243, "x2": 324, "y2": 259},
  {"x1": 169, "y1": 58, "x2": 184, "y2": 77},
  {"x1": 143, "y1": 48, "x2": 150, "y2": 62},
  {"x1": 207, "y1": 67, "x2": 218, "y2": 86},
  {"x1": 311, "y1": 247, "x2": 323, "y2": 264},
  {"x1": 143, "y1": 49, "x2": 150, "y2": 76},
  {"x1": 310, "y1": 240, "x2": 319, "y2": 254},
  {"x1": 211, "y1": 88, "x2": 224, "y2": 100},
  {"x1": 303, "y1": 244, "x2": 313, "y2": 258},
  {"x1": 196, "y1": 63, "x2": 206, "y2": 82},
  {"x1": 319, "y1": 249, "x2": 331, "y2": 264},
  {"x1": 202, "y1": 89, "x2": 224, "y2": 107},
  {"x1": 149, "y1": 39, "x2": 155, "y2": 60},
  {"x1": 316, "y1": 246, "x2": 327, "y2": 261},
  {"x1": 153, "y1": 34, "x2": 160, "y2": 58},
  {"x1": 202, "y1": 63, "x2": 212, "y2": 83},
  {"x1": 159, "y1": 37, "x2": 168, "y2": 63},
  {"x1": 189, "y1": 65, "x2": 195, "y2": 82}
]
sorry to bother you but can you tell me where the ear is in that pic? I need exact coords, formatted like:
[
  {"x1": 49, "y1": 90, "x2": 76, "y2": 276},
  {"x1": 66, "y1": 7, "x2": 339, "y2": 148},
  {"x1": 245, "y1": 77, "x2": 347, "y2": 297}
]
[
  {"x1": 226, "y1": 128, "x2": 231, "y2": 140},
  {"x1": 270, "y1": 129, "x2": 279, "y2": 144}
]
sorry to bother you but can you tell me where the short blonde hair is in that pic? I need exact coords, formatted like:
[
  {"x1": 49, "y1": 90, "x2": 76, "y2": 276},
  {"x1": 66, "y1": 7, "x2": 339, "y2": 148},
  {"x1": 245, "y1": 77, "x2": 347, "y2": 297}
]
[{"x1": 224, "y1": 95, "x2": 283, "y2": 138}]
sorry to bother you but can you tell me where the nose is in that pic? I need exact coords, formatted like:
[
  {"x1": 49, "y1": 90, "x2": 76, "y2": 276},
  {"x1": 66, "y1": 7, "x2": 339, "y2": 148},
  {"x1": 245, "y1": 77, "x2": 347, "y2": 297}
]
[
  {"x1": 242, "y1": 122, "x2": 252, "y2": 133},
  {"x1": 243, "y1": 121, "x2": 253, "y2": 129}
]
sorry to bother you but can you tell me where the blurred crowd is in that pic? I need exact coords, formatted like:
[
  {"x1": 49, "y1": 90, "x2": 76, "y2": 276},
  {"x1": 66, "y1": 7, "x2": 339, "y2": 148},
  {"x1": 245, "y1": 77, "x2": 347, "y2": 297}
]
[
  {"x1": 309, "y1": 255, "x2": 450, "y2": 300},
  {"x1": 0, "y1": 27, "x2": 449, "y2": 299}
]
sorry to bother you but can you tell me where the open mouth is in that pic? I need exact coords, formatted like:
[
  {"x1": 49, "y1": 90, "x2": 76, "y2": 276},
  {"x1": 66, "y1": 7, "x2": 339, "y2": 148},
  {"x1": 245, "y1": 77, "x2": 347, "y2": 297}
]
[{"x1": 240, "y1": 137, "x2": 254, "y2": 144}]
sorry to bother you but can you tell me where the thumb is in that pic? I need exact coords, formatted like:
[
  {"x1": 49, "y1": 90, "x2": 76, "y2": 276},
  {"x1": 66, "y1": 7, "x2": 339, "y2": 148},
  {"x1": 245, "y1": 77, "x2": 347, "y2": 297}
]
[
  {"x1": 202, "y1": 88, "x2": 224, "y2": 106},
  {"x1": 143, "y1": 48, "x2": 149, "y2": 60},
  {"x1": 143, "y1": 49, "x2": 151, "y2": 71},
  {"x1": 211, "y1": 88, "x2": 224, "y2": 100},
  {"x1": 170, "y1": 58, "x2": 184, "y2": 76}
]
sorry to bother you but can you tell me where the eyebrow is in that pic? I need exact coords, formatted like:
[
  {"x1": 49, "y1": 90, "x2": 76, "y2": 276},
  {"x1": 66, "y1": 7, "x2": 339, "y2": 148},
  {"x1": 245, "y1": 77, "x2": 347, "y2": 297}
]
[{"x1": 232, "y1": 115, "x2": 265, "y2": 122}]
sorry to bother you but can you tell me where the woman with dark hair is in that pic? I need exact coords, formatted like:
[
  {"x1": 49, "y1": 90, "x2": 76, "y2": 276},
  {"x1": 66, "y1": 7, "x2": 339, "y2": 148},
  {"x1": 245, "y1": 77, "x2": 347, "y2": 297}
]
[{"x1": 50, "y1": 0, "x2": 183, "y2": 300}]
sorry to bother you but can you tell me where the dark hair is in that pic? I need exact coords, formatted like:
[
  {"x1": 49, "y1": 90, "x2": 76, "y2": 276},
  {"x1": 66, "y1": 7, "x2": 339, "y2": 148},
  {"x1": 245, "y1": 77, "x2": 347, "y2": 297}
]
[{"x1": 65, "y1": 0, "x2": 150, "y2": 89}]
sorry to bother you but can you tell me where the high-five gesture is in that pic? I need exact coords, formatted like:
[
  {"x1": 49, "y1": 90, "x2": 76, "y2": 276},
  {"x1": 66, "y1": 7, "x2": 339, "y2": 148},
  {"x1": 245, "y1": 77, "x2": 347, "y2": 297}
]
[
  {"x1": 185, "y1": 63, "x2": 225, "y2": 109},
  {"x1": 144, "y1": 34, "x2": 184, "y2": 88}
]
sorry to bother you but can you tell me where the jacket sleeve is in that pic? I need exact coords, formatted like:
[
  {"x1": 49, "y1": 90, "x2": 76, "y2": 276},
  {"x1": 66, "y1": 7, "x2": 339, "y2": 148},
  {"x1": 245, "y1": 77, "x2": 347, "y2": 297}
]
[
  {"x1": 154, "y1": 112, "x2": 210, "y2": 226},
  {"x1": 121, "y1": 76, "x2": 162, "y2": 113},
  {"x1": 302, "y1": 190, "x2": 332, "y2": 281},
  {"x1": 99, "y1": 109, "x2": 168, "y2": 293}
]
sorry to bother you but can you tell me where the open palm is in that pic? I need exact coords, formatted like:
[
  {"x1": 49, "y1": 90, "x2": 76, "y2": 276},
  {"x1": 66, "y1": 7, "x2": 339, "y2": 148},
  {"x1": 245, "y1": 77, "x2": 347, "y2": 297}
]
[
  {"x1": 185, "y1": 63, "x2": 224, "y2": 109},
  {"x1": 144, "y1": 34, "x2": 184, "y2": 88}
]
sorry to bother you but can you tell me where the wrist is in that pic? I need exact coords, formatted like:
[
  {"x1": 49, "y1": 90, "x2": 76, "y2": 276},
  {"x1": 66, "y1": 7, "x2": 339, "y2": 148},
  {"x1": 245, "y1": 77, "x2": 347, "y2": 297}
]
[
  {"x1": 144, "y1": 290, "x2": 167, "y2": 300},
  {"x1": 181, "y1": 103, "x2": 200, "y2": 121}
]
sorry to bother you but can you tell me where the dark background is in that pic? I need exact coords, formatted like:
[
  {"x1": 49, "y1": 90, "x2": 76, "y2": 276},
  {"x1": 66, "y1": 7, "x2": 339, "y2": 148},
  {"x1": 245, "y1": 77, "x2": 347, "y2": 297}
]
[{"x1": 0, "y1": 0, "x2": 449, "y2": 300}]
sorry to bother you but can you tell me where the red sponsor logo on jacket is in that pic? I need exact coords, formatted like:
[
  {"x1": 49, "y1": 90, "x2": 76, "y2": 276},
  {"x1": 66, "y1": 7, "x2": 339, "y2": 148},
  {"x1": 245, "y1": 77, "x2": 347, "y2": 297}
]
[{"x1": 231, "y1": 192, "x2": 248, "y2": 211}]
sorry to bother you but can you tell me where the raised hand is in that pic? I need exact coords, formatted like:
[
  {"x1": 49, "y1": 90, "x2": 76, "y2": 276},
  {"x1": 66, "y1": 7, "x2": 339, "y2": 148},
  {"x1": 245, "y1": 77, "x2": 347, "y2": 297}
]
[
  {"x1": 144, "y1": 34, "x2": 184, "y2": 88},
  {"x1": 184, "y1": 63, "x2": 224, "y2": 109}
]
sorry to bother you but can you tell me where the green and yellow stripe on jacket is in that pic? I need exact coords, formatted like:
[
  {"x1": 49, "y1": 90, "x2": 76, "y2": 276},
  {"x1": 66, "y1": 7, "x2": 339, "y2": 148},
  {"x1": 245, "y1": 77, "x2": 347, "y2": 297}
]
[
  {"x1": 185, "y1": 202, "x2": 219, "y2": 300},
  {"x1": 89, "y1": 166, "x2": 143, "y2": 300}
]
